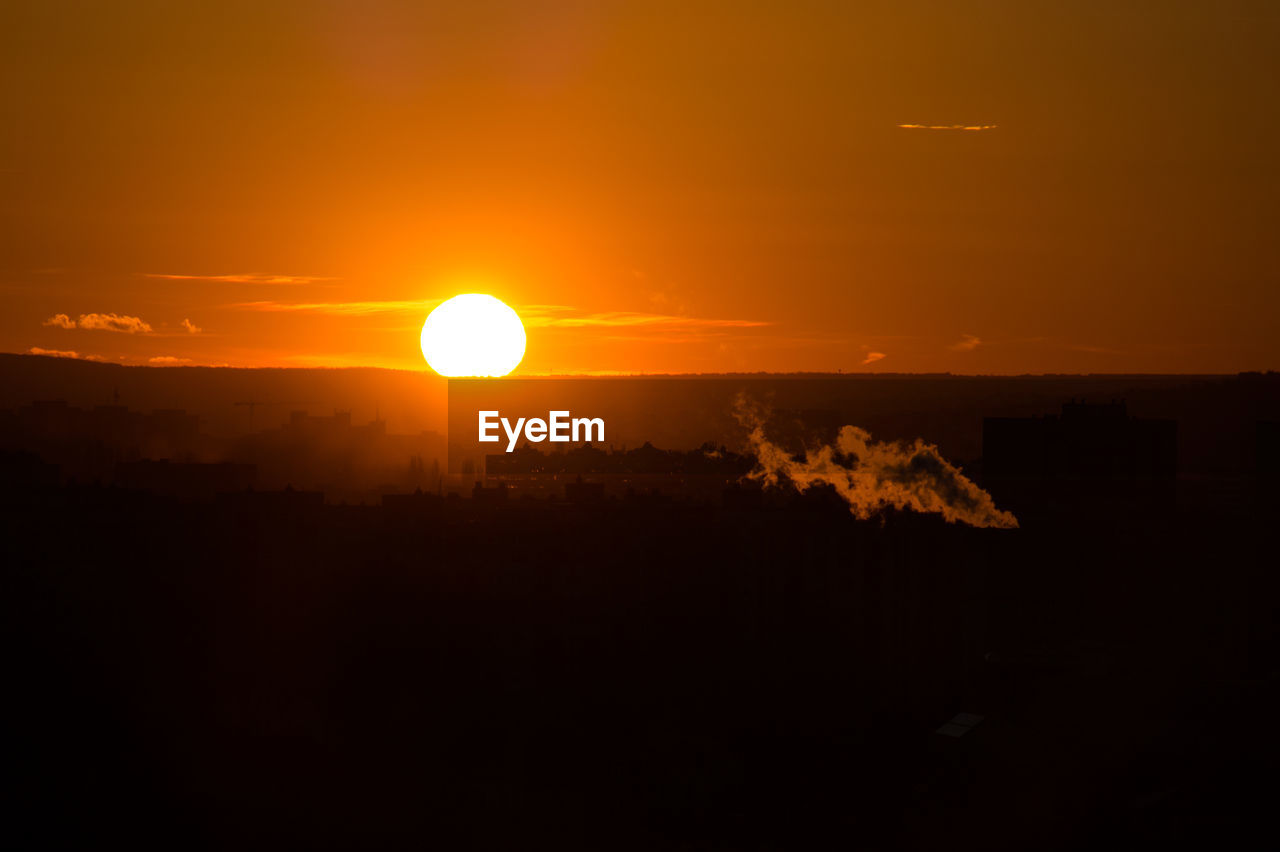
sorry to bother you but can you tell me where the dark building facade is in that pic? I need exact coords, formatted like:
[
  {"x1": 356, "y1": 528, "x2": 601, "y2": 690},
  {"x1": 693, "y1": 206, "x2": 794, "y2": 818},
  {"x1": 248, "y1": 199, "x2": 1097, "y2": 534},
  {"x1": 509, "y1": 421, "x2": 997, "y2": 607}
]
[
  {"x1": 115, "y1": 459, "x2": 256, "y2": 501},
  {"x1": 982, "y1": 400, "x2": 1176, "y2": 511}
]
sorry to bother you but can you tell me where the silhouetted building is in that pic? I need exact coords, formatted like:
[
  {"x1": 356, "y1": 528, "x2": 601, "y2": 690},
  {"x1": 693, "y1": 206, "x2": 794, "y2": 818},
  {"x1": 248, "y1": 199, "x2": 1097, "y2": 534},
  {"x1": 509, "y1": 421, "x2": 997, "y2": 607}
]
[
  {"x1": 486, "y1": 442, "x2": 753, "y2": 478},
  {"x1": 483, "y1": 441, "x2": 755, "y2": 503},
  {"x1": 285, "y1": 409, "x2": 386, "y2": 441},
  {"x1": 143, "y1": 408, "x2": 200, "y2": 458},
  {"x1": 472, "y1": 481, "x2": 509, "y2": 504},
  {"x1": 982, "y1": 400, "x2": 1176, "y2": 511},
  {"x1": 115, "y1": 459, "x2": 256, "y2": 501},
  {"x1": 0, "y1": 399, "x2": 206, "y2": 480},
  {"x1": 0, "y1": 449, "x2": 60, "y2": 493},
  {"x1": 382, "y1": 488, "x2": 444, "y2": 513},
  {"x1": 564, "y1": 477, "x2": 605, "y2": 503},
  {"x1": 236, "y1": 410, "x2": 444, "y2": 502},
  {"x1": 1259, "y1": 421, "x2": 1280, "y2": 478},
  {"x1": 721, "y1": 481, "x2": 766, "y2": 510},
  {"x1": 621, "y1": 486, "x2": 671, "y2": 507},
  {"x1": 214, "y1": 485, "x2": 324, "y2": 511},
  {"x1": 984, "y1": 400, "x2": 1176, "y2": 479}
]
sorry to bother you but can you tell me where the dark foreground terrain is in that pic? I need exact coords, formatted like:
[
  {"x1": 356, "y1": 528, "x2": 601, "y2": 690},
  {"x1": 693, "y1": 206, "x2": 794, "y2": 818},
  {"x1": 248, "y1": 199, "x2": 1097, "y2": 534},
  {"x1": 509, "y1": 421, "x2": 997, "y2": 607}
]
[{"x1": 3, "y1": 480, "x2": 1275, "y2": 850}]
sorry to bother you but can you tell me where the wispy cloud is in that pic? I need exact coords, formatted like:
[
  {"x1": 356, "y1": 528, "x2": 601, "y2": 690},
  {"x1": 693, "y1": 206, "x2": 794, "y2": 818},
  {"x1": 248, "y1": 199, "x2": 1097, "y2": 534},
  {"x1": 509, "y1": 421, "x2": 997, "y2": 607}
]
[
  {"x1": 147, "y1": 272, "x2": 337, "y2": 285},
  {"x1": 44, "y1": 312, "x2": 153, "y2": 333},
  {"x1": 28, "y1": 346, "x2": 107, "y2": 361},
  {"x1": 593, "y1": 333, "x2": 748, "y2": 345},
  {"x1": 520, "y1": 306, "x2": 770, "y2": 330},
  {"x1": 862, "y1": 351, "x2": 887, "y2": 365},
  {"x1": 29, "y1": 346, "x2": 81, "y2": 359},
  {"x1": 897, "y1": 124, "x2": 997, "y2": 131},
  {"x1": 1068, "y1": 344, "x2": 1125, "y2": 355},
  {"x1": 230, "y1": 299, "x2": 432, "y2": 315},
  {"x1": 228, "y1": 300, "x2": 770, "y2": 331},
  {"x1": 149, "y1": 356, "x2": 193, "y2": 365},
  {"x1": 180, "y1": 318, "x2": 201, "y2": 334},
  {"x1": 950, "y1": 334, "x2": 982, "y2": 352}
]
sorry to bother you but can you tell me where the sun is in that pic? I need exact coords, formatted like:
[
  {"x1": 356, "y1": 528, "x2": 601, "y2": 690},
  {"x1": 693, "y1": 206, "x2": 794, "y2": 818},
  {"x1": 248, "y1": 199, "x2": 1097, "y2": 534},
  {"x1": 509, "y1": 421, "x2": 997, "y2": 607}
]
[{"x1": 420, "y1": 294, "x2": 526, "y2": 377}]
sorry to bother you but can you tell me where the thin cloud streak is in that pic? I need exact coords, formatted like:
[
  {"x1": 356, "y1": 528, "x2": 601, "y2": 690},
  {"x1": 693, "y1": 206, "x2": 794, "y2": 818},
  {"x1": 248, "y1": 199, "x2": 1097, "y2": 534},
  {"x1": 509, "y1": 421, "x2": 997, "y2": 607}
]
[
  {"x1": 147, "y1": 273, "x2": 337, "y2": 285},
  {"x1": 1068, "y1": 344, "x2": 1125, "y2": 355},
  {"x1": 950, "y1": 334, "x2": 982, "y2": 352},
  {"x1": 597, "y1": 333, "x2": 747, "y2": 345},
  {"x1": 523, "y1": 309, "x2": 769, "y2": 330},
  {"x1": 230, "y1": 300, "x2": 434, "y2": 315},
  {"x1": 230, "y1": 300, "x2": 770, "y2": 330},
  {"x1": 897, "y1": 124, "x2": 997, "y2": 131}
]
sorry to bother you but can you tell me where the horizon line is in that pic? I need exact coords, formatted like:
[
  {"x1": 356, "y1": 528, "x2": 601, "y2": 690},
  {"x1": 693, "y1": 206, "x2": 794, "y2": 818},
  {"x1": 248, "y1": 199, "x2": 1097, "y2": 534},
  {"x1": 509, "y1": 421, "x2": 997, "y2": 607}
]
[{"x1": 3, "y1": 352, "x2": 1269, "y2": 380}]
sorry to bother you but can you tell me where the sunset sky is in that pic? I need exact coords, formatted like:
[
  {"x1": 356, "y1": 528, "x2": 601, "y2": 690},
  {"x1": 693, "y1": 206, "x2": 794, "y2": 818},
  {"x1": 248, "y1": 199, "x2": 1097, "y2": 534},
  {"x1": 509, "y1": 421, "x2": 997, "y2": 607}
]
[{"x1": 2, "y1": 1, "x2": 1277, "y2": 374}]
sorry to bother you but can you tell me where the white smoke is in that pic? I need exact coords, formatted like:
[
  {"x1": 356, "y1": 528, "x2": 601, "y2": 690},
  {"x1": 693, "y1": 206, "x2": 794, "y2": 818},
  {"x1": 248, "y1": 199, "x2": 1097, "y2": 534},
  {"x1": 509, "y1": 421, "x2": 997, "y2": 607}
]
[{"x1": 735, "y1": 394, "x2": 1018, "y2": 529}]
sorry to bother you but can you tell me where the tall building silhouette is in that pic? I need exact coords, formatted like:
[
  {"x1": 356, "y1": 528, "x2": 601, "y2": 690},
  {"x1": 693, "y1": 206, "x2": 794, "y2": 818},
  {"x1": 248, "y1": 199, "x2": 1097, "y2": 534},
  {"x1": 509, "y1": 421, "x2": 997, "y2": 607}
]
[{"x1": 983, "y1": 400, "x2": 1177, "y2": 511}]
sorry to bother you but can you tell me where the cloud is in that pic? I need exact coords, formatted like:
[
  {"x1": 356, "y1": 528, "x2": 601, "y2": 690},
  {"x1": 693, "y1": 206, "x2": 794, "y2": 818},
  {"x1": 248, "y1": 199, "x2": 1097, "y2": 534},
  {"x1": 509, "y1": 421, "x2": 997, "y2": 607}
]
[
  {"x1": 180, "y1": 318, "x2": 201, "y2": 334},
  {"x1": 520, "y1": 306, "x2": 770, "y2": 330},
  {"x1": 229, "y1": 300, "x2": 770, "y2": 331},
  {"x1": 148, "y1": 356, "x2": 193, "y2": 365},
  {"x1": 230, "y1": 299, "x2": 431, "y2": 315},
  {"x1": 735, "y1": 394, "x2": 1018, "y2": 529},
  {"x1": 27, "y1": 346, "x2": 106, "y2": 362},
  {"x1": 76, "y1": 313, "x2": 153, "y2": 333},
  {"x1": 44, "y1": 313, "x2": 153, "y2": 333},
  {"x1": 950, "y1": 334, "x2": 982, "y2": 352},
  {"x1": 146, "y1": 273, "x2": 337, "y2": 285},
  {"x1": 897, "y1": 124, "x2": 998, "y2": 131},
  {"x1": 1068, "y1": 344, "x2": 1124, "y2": 355},
  {"x1": 862, "y1": 352, "x2": 887, "y2": 365}
]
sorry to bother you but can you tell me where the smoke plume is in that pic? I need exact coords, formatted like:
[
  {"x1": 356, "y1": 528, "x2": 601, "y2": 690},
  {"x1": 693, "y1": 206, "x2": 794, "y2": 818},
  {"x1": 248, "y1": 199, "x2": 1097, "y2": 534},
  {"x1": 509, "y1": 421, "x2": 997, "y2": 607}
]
[{"x1": 735, "y1": 394, "x2": 1018, "y2": 529}]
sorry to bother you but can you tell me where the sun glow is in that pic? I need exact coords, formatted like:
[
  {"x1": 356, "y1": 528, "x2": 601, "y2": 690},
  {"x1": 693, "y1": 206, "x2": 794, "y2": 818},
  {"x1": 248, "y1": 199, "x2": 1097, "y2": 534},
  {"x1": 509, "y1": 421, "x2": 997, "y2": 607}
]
[{"x1": 420, "y1": 294, "x2": 526, "y2": 377}]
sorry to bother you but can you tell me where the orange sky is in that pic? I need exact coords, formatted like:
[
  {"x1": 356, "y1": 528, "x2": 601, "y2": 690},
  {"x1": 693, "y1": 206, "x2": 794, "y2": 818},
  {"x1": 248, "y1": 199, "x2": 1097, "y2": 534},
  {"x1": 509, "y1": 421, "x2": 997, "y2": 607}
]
[{"x1": 2, "y1": 1, "x2": 1277, "y2": 374}]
